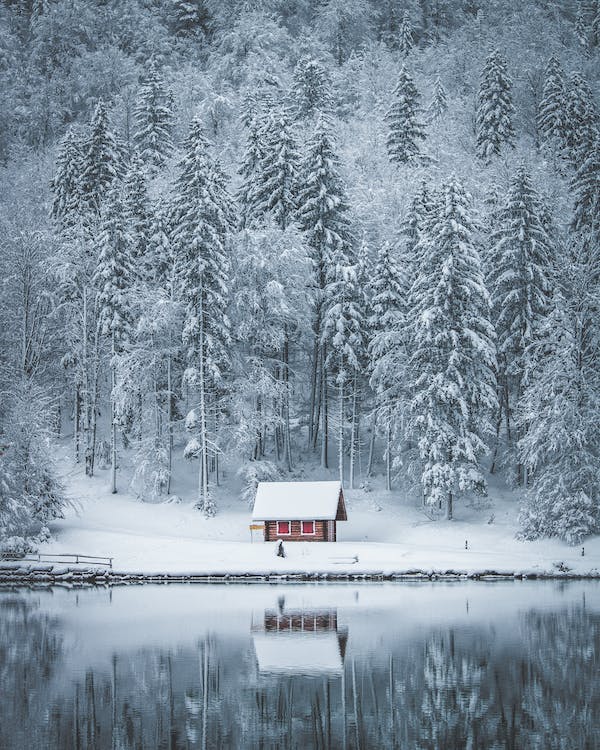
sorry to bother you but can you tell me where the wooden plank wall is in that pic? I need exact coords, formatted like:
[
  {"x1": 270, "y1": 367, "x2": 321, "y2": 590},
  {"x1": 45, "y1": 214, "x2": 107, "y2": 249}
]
[{"x1": 264, "y1": 520, "x2": 335, "y2": 542}]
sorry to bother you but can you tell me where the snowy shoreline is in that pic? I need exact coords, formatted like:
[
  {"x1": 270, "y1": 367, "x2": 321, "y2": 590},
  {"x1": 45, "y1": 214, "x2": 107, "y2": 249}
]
[{"x1": 2, "y1": 563, "x2": 600, "y2": 587}]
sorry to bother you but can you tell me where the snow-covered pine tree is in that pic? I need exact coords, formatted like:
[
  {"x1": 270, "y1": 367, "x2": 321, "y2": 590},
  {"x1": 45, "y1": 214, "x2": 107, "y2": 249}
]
[
  {"x1": 537, "y1": 56, "x2": 566, "y2": 151},
  {"x1": 50, "y1": 127, "x2": 84, "y2": 230},
  {"x1": 398, "y1": 11, "x2": 414, "y2": 57},
  {"x1": 0, "y1": 378, "x2": 65, "y2": 548},
  {"x1": 79, "y1": 99, "x2": 120, "y2": 218},
  {"x1": 172, "y1": 0, "x2": 211, "y2": 37},
  {"x1": 93, "y1": 187, "x2": 135, "y2": 494},
  {"x1": 575, "y1": 2, "x2": 589, "y2": 50},
  {"x1": 398, "y1": 181, "x2": 437, "y2": 316},
  {"x1": 122, "y1": 153, "x2": 151, "y2": 271},
  {"x1": 519, "y1": 286, "x2": 599, "y2": 545},
  {"x1": 171, "y1": 116, "x2": 234, "y2": 515},
  {"x1": 292, "y1": 56, "x2": 333, "y2": 121},
  {"x1": 563, "y1": 72, "x2": 598, "y2": 165},
  {"x1": 487, "y1": 166, "x2": 554, "y2": 483},
  {"x1": 368, "y1": 241, "x2": 406, "y2": 491},
  {"x1": 475, "y1": 49, "x2": 515, "y2": 162},
  {"x1": 253, "y1": 106, "x2": 299, "y2": 230},
  {"x1": 379, "y1": 0, "x2": 400, "y2": 49},
  {"x1": 322, "y1": 255, "x2": 364, "y2": 488},
  {"x1": 571, "y1": 137, "x2": 600, "y2": 233},
  {"x1": 133, "y1": 61, "x2": 174, "y2": 169},
  {"x1": 297, "y1": 115, "x2": 353, "y2": 465},
  {"x1": 408, "y1": 177, "x2": 497, "y2": 519},
  {"x1": 230, "y1": 223, "x2": 309, "y2": 469},
  {"x1": 237, "y1": 111, "x2": 266, "y2": 229},
  {"x1": 427, "y1": 76, "x2": 448, "y2": 123},
  {"x1": 385, "y1": 65, "x2": 426, "y2": 165}
]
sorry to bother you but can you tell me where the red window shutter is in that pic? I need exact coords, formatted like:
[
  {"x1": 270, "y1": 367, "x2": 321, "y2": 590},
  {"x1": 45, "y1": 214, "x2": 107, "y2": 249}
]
[
  {"x1": 277, "y1": 521, "x2": 290, "y2": 535},
  {"x1": 301, "y1": 521, "x2": 315, "y2": 535}
]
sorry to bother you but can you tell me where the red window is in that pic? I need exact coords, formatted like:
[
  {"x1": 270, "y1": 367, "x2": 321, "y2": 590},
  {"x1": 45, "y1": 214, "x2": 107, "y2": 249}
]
[
  {"x1": 277, "y1": 521, "x2": 290, "y2": 535},
  {"x1": 301, "y1": 520, "x2": 315, "y2": 535}
]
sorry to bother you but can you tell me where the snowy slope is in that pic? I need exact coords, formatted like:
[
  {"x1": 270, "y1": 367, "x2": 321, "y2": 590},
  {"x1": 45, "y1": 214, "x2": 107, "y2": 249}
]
[{"x1": 34, "y1": 441, "x2": 600, "y2": 578}]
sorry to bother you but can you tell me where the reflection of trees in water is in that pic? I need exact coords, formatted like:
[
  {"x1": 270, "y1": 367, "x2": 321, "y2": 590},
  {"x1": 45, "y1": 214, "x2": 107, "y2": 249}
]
[
  {"x1": 520, "y1": 608, "x2": 600, "y2": 750},
  {"x1": 2, "y1": 597, "x2": 600, "y2": 749},
  {"x1": 0, "y1": 595, "x2": 63, "y2": 749}
]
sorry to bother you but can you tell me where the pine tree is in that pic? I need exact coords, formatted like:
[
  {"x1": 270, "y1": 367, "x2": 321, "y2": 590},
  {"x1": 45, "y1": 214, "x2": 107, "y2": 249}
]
[
  {"x1": 537, "y1": 56, "x2": 566, "y2": 149},
  {"x1": 322, "y1": 249, "x2": 364, "y2": 487},
  {"x1": 398, "y1": 11, "x2": 414, "y2": 57},
  {"x1": 476, "y1": 49, "x2": 515, "y2": 162},
  {"x1": 172, "y1": 0, "x2": 211, "y2": 37},
  {"x1": 427, "y1": 76, "x2": 448, "y2": 123},
  {"x1": 252, "y1": 107, "x2": 299, "y2": 230},
  {"x1": 408, "y1": 177, "x2": 497, "y2": 519},
  {"x1": 487, "y1": 166, "x2": 554, "y2": 483},
  {"x1": 571, "y1": 137, "x2": 600, "y2": 233},
  {"x1": 385, "y1": 65, "x2": 426, "y2": 165},
  {"x1": 292, "y1": 56, "x2": 332, "y2": 120},
  {"x1": 50, "y1": 127, "x2": 84, "y2": 230},
  {"x1": 93, "y1": 187, "x2": 135, "y2": 494},
  {"x1": 133, "y1": 61, "x2": 174, "y2": 169},
  {"x1": 563, "y1": 72, "x2": 598, "y2": 165},
  {"x1": 379, "y1": 0, "x2": 401, "y2": 49},
  {"x1": 368, "y1": 241, "x2": 406, "y2": 490},
  {"x1": 237, "y1": 112, "x2": 266, "y2": 228},
  {"x1": 519, "y1": 286, "x2": 599, "y2": 544},
  {"x1": 575, "y1": 3, "x2": 589, "y2": 50},
  {"x1": 80, "y1": 100, "x2": 120, "y2": 218},
  {"x1": 297, "y1": 116, "x2": 354, "y2": 464},
  {"x1": 122, "y1": 153, "x2": 151, "y2": 270},
  {"x1": 171, "y1": 117, "x2": 234, "y2": 515},
  {"x1": 399, "y1": 181, "x2": 437, "y2": 314}
]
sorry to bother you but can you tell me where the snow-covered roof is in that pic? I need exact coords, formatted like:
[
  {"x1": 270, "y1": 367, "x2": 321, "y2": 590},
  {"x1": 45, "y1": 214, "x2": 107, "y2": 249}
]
[
  {"x1": 252, "y1": 481, "x2": 345, "y2": 521},
  {"x1": 253, "y1": 632, "x2": 344, "y2": 674}
]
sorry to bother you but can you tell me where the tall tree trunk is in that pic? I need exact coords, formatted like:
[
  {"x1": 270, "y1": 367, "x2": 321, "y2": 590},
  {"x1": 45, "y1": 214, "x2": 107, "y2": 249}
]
[
  {"x1": 283, "y1": 332, "x2": 293, "y2": 471},
  {"x1": 166, "y1": 350, "x2": 173, "y2": 494},
  {"x1": 110, "y1": 329, "x2": 117, "y2": 494},
  {"x1": 349, "y1": 375, "x2": 358, "y2": 490},
  {"x1": 308, "y1": 322, "x2": 321, "y2": 449},
  {"x1": 320, "y1": 346, "x2": 328, "y2": 468},
  {"x1": 198, "y1": 314, "x2": 210, "y2": 511},
  {"x1": 366, "y1": 410, "x2": 376, "y2": 477},
  {"x1": 74, "y1": 382, "x2": 81, "y2": 464},
  {"x1": 385, "y1": 408, "x2": 392, "y2": 492},
  {"x1": 338, "y1": 376, "x2": 344, "y2": 486}
]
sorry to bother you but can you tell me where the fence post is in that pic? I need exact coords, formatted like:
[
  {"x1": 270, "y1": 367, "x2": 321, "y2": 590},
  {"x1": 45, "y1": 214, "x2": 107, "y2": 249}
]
[{"x1": 75, "y1": 554, "x2": 79, "y2": 564}]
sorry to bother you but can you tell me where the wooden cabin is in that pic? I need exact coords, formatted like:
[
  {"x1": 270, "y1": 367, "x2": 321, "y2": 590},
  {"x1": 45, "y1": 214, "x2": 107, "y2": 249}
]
[{"x1": 252, "y1": 481, "x2": 347, "y2": 542}]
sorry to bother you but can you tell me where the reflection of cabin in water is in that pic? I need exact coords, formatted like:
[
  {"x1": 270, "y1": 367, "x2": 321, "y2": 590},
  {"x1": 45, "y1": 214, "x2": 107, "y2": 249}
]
[
  {"x1": 252, "y1": 481, "x2": 347, "y2": 542},
  {"x1": 252, "y1": 608, "x2": 348, "y2": 675}
]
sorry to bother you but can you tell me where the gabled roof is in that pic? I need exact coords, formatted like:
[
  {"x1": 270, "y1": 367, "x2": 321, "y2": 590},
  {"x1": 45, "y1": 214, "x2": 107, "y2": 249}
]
[{"x1": 252, "y1": 481, "x2": 347, "y2": 521}]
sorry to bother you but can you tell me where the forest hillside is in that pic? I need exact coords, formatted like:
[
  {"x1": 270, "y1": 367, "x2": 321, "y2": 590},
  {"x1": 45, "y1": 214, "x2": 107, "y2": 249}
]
[{"x1": 1, "y1": 0, "x2": 600, "y2": 553}]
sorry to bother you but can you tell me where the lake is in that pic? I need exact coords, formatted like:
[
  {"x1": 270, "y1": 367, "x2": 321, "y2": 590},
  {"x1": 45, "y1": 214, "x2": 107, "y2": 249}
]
[{"x1": 1, "y1": 581, "x2": 599, "y2": 749}]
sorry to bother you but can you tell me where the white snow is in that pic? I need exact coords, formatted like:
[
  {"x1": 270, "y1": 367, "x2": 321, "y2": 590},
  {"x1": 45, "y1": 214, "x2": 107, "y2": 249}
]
[
  {"x1": 252, "y1": 480, "x2": 343, "y2": 521},
  {"x1": 22, "y1": 442, "x2": 600, "y2": 579}
]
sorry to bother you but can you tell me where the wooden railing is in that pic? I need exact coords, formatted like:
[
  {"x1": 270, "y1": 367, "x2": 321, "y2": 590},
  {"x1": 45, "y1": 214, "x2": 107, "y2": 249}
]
[{"x1": 1, "y1": 552, "x2": 113, "y2": 569}]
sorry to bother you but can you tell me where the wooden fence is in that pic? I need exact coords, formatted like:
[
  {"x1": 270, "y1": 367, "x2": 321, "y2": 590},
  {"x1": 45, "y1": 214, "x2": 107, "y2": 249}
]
[{"x1": 1, "y1": 552, "x2": 113, "y2": 568}]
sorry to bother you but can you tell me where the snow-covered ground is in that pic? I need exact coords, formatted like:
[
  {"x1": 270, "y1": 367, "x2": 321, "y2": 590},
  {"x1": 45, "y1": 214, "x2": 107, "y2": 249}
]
[{"x1": 33, "y1": 442, "x2": 600, "y2": 577}]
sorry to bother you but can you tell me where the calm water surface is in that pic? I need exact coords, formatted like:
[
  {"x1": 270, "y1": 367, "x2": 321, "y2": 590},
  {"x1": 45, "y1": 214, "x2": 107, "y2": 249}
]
[{"x1": 1, "y1": 581, "x2": 599, "y2": 749}]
